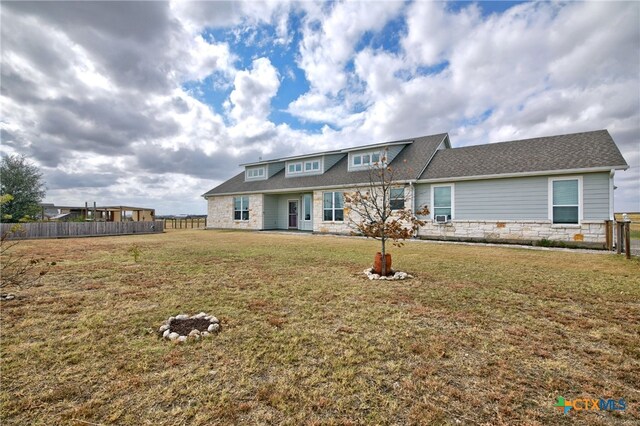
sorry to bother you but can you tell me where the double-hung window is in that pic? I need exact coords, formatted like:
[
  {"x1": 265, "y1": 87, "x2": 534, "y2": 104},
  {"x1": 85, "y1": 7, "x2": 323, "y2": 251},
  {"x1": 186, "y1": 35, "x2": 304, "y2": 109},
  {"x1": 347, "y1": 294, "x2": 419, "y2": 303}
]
[
  {"x1": 390, "y1": 188, "x2": 405, "y2": 210},
  {"x1": 551, "y1": 178, "x2": 580, "y2": 224},
  {"x1": 323, "y1": 192, "x2": 344, "y2": 221},
  {"x1": 233, "y1": 196, "x2": 249, "y2": 221},
  {"x1": 432, "y1": 185, "x2": 453, "y2": 221}
]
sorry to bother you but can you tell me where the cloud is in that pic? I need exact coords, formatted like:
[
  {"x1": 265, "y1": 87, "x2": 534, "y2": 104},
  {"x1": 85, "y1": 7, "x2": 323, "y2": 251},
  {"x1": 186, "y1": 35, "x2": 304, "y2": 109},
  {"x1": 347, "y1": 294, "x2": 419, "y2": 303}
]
[
  {"x1": 0, "y1": 1, "x2": 637, "y2": 214},
  {"x1": 45, "y1": 170, "x2": 118, "y2": 190},
  {"x1": 229, "y1": 58, "x2": 280, "y2": 122}
]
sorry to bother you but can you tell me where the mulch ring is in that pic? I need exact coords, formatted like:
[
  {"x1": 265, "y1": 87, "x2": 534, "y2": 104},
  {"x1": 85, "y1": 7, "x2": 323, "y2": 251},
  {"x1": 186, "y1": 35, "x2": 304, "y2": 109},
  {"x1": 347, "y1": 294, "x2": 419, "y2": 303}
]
[{"x1": 169, "y1": 318, "x2": 212, "y2": 335}]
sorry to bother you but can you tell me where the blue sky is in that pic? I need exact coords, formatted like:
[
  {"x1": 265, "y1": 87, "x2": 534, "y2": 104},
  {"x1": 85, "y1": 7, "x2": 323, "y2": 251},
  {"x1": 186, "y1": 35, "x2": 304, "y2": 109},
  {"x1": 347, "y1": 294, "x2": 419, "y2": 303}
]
[{"x1": 0, "y1": 1, "x2": 638, "y2": 214}]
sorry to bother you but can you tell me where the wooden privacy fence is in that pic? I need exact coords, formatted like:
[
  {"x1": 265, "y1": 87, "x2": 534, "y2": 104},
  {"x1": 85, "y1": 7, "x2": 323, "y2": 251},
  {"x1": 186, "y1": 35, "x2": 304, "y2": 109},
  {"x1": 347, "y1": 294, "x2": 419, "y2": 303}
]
[
  {"x1": 163, "y1": 218, "x2": 207, "y2": 229},
  {"x1": 1, "y1": 221, "x2": 164, "y2": 240}
]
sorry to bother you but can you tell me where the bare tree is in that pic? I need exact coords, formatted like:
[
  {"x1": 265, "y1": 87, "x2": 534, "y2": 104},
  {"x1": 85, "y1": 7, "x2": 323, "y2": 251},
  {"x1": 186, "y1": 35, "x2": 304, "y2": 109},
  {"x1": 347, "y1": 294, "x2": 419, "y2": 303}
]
[{"x1": 344, "y1": 150, "x2": 429, "y2": 276}]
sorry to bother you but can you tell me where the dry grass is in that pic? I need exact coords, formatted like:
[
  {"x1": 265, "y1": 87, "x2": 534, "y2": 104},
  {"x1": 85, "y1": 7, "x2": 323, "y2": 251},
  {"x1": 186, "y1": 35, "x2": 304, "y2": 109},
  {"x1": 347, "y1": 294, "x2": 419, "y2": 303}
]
[{"x1": 1, "y1": 229, "x2": 639, "y2": 425}]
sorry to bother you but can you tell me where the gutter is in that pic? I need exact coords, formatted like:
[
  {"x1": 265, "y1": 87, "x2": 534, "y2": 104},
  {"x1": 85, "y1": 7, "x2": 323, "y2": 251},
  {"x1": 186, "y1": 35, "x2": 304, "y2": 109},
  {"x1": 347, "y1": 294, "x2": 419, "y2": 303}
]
[
  {"x1": 416, "y1": 165, "x2": 629, "y2": 184},
  {"x1": 203, "y1": 179, "x2": 418, "y2": 198}
]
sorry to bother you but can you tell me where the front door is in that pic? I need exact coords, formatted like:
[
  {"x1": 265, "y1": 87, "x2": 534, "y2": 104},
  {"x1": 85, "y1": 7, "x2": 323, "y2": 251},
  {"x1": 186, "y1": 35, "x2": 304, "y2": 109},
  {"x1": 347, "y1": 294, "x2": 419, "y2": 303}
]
[{"x1": 288, "y1": 201, "x2": 298, "y2": 229}]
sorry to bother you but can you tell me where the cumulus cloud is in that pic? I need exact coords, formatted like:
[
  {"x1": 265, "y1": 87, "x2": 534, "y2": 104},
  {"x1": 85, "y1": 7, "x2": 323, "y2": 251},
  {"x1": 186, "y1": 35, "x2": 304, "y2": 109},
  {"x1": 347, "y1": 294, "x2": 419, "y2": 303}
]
[
  {"x1": 0, "y1": 1, "x2": 637, "y2": 213},
  {"x1": 229, "y1": 58, "x2": 280, "y2": 122}
]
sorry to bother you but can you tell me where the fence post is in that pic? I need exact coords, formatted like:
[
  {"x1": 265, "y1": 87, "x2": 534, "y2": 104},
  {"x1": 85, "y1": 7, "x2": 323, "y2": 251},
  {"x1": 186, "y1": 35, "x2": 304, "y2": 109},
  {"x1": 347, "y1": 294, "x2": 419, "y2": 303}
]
[
  {"x1": 605, "y1": 220, "x2": 612, "y2": 251},
  {"x1": 624, "y1": 222, "x2": 631, "y2": 260},
  {"x1": 616, "y1": 222, "x2": 623, "y2": 255}
]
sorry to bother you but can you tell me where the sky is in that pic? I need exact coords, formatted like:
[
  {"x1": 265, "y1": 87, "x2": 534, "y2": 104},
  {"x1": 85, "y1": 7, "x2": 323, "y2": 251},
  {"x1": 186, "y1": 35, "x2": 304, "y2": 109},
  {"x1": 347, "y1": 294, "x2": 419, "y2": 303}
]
[{"x1": 1, "y1": 0, "x2": 638, "y2": 215}]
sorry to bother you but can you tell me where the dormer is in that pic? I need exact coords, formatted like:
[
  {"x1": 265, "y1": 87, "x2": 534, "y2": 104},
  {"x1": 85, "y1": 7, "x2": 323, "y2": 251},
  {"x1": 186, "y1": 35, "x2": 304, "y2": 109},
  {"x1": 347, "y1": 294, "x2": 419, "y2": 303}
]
[
  {"x1": 282, "y1": 153, "x2": 346, "y2": 178},
  {"x1": 245, "y1": 165, "x2": 267, "y2": 181},
  {"x1": 285, "y1": 156, "x2": 322, "y2": 177},
  {"x1": 346, "y1": 141, "x2": 409, "y2": 172},
  {"x1": 243, "y1": 162, "x2": 284, "y2": 182}
]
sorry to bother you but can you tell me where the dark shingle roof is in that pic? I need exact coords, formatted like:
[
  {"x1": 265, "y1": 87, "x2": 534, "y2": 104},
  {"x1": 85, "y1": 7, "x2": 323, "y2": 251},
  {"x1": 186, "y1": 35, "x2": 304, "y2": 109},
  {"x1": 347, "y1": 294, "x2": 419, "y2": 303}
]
[
  {"x1": 203, "y1": 130, "x2": 628, "y2": 196},
  {"x1": 203, "y1": 133, "x2": 447, "y2": 196},
  {"x1": 419, "y1": 130, "x2": 628, "y2": 180}
]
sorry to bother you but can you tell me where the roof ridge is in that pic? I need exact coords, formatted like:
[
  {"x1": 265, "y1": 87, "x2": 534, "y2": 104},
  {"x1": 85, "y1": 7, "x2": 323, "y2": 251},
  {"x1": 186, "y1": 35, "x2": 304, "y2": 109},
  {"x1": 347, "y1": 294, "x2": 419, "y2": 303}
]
[{"x1": 448, "y1": 129, "x2": 609, "y2": 150}]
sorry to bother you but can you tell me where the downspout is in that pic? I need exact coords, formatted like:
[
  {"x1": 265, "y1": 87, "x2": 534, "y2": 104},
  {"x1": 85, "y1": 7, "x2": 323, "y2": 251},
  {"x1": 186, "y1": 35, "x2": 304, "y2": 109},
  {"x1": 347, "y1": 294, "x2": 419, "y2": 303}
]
[
  {"x1": 609, "y1": 169, "x2": 615, "y2": 221},
  {"x1": 409, "y1": 180, "x2": 418, "y2": 238}
]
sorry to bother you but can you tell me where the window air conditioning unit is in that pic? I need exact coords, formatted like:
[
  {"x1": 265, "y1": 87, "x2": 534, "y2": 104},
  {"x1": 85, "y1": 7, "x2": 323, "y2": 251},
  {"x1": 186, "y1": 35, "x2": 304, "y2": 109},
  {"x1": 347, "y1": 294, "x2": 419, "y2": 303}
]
[{"x1": 435, "y1": 215, "x2": 448, "y2": 223}]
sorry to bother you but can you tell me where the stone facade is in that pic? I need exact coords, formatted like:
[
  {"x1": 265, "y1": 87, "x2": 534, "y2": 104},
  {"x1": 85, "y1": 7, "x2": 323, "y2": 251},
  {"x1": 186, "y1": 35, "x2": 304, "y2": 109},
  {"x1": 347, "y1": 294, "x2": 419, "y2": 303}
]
[
  {"x1": 207, "y1": 194, "x2": 263, "y2": 230},
  {"x1": 207, "y1": 188, "x2": 607, "y2": 248},
  {"x1": 417, "y1": 220, "x2": 606, "y2": 247},
  {"x1": 312, "y1": 189, "x2": 352, "y2": 234}
]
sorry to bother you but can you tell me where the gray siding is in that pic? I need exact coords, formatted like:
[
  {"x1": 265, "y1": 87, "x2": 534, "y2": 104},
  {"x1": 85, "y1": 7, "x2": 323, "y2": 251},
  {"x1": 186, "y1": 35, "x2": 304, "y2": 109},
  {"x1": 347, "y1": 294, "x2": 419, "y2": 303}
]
[
  {"x1": 263, "y1": 195, "x2": 279, "y2": 229},
  {"x1": 416, "y1": 172, "x2": 611, "y2": 221},
  {"x1": 265, "y1": 193, "x2": 311, "y2": 230},
  {"x1": 323, "y1": 154, "x2": 345, "y2": 172},
  {"x1": 455, "y1": 176, "x2": 548, "y2": 220},
  {"x1": 386, "y1": 144, "x2": 405, "y2": 163},
  {"x1": 414, "y1": 184, "x2": 431, "y2": 216},
  {"x1": 583, "y1": 172, "x2": 610, "y2": 220},
  {"x1": 267, "y1": 162, "x2": 285, "y2": 178}
]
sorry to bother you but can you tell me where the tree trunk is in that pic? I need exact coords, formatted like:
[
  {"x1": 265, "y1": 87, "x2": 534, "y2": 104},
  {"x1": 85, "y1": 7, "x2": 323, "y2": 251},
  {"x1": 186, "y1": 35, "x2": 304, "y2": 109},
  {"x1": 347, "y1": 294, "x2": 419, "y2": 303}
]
[{"x1": 381, "y1": 238, "x2": 386, "y2": 276}]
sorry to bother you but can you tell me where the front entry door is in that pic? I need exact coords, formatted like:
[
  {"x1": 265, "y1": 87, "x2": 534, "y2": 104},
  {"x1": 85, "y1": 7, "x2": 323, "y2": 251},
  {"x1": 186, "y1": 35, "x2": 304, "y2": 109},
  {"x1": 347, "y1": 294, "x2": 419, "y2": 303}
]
[{"x1": 288, "y1": 201, "x2": 298, "y2": 229}]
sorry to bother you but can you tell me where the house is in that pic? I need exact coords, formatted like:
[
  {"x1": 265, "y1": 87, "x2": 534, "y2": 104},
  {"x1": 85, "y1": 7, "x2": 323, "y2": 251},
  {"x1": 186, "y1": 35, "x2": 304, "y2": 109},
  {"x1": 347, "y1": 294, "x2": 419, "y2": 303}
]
[
  {"x1": 203, "y1": 130, "x2": 629, "y2": 248},
  {"x1": 39, "y1": 204, "x2": 156, "y2": 222}
]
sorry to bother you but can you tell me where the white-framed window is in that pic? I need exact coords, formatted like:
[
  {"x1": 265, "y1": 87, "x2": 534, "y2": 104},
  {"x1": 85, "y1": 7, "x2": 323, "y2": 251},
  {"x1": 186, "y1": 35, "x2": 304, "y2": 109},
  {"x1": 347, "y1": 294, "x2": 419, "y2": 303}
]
[
  {"x1": 390, "y1": 187, "x2": 405, "y2": 210},
  {"x1": 303, "y1": 194, "x2": 312, "y2": 221},
  {"x1": 549, "y1": 176, "x2": 582, "y2": 224},
  {"x1": 351, "y1": 150, "x2": 383, "y2": 169},
  {"x1": 431, "y1": 184, "x2": 454, "y2": 221},
  {"x1": 246, "y1": 167, "x2": 265, "y2": 179},
  {"x1": 233, "y1": 196, "x2": 249, "y2": 221},
  {"x1": 304, "y1": 160, "x2": 320, "y2": 171},
  {"x1": 323, "y1": 192, "x2": 344, "y2": 221},
  {"x1": 288, "y1": 162, "x2": 303, "y2": 174}
]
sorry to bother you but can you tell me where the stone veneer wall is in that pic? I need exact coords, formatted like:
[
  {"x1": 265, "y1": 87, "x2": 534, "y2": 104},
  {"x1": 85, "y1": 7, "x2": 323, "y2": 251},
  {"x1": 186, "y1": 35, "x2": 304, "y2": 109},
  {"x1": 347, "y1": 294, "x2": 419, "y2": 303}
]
[
  {"x1": 312, "y1": 186, "x2": 418, "y2": 235},
  {"x1": 312, "y1": 190, "x2": 351, "y2": 234},
  {"x1": 417, "y1": 220, "x2": 606, "y2": 247},
  {"x1": 206, "y1": 194, "x2": 263, "y2": 230}
]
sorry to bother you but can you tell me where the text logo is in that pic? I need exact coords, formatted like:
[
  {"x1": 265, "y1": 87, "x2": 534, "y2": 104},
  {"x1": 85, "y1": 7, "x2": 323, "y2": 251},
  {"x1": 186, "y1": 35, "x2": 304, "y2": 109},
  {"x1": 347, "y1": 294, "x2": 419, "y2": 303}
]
[{"x1": 554, "y1": 396, "x2": 626, "y2": 414}]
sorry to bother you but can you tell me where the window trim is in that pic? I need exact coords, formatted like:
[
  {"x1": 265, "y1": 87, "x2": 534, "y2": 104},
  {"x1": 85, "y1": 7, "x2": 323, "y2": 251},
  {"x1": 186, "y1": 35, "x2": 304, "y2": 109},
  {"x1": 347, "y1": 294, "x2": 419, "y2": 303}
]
[
  {"x1": 350, "y1": 150, "x2": 384, "y2": 170},
  {"x1": 302, "y1": 194, "x2": 312, "y2": 222},
  {"x1": 430, "y1": 183, "x2": 454, "y2": 222},
  {"x1": 245, "y1": 166, "x2": 266, "y2": 180},
  {"x1": 233, "y1": 196, "x2": 250, "y2": 221},
  {"x1": 287, "y1": 158, "x2": 323, "y2": 177},
  {"x1": 304, "y1": 160, "x2": 321, "y2": 172},
  {"x1": 548, "y1": 176, "x2": 582, "y2": 225},
  {"x1": 390, "y1": 187, "x2": 405, "y2": 211},
  {"x1": 287, "y1": 162, "x2": 303, "y2": 174},
  {"x1": 322, "y1": 191, "x2": 344, "y2": 222}
]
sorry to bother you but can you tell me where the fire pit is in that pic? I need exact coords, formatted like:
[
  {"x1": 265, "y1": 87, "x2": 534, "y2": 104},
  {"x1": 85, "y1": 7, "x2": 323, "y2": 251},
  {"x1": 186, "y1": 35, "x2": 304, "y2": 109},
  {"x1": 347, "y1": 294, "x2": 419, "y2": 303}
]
[{"x1": 159, "y1": 312, "x2": 220, "y2": 343}]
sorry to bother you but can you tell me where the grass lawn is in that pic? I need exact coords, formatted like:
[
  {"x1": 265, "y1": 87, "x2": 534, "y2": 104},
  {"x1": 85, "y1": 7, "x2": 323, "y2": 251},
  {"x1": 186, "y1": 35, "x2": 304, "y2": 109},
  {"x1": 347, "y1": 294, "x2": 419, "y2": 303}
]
[{"x1": 1, "y1": 229, "x2": 639, "y2": 425}]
